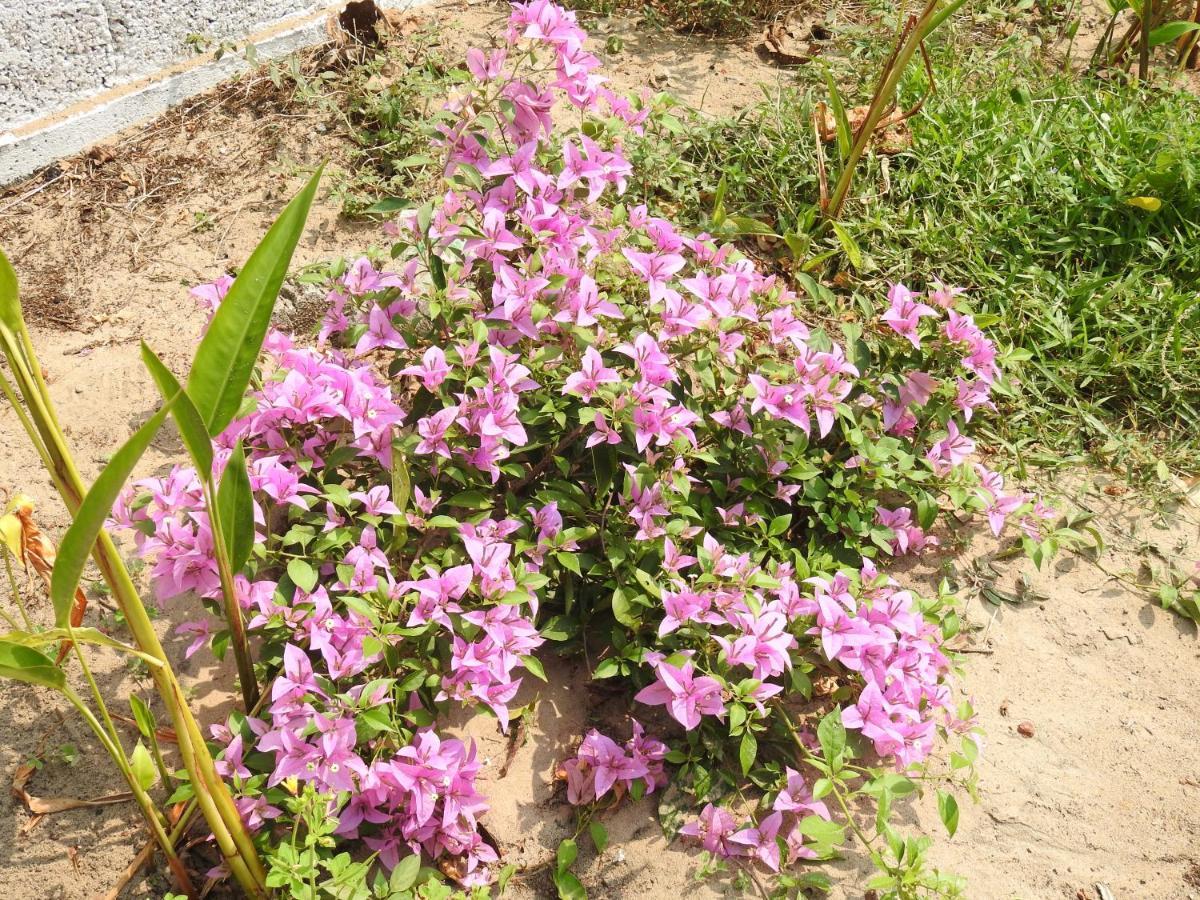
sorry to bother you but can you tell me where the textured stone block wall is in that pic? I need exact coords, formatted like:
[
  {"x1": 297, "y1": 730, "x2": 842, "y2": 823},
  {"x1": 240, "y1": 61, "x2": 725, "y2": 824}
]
[{"x1": 0, "y1": 0, "x2": 323, "y2": 129}]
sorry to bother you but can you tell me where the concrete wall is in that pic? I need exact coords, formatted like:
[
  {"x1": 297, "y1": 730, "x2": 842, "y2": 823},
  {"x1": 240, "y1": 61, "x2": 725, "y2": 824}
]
[
  {"x1": 0, "y1": 1, "x2": 328, "y2": 131},
  {"x1": 0, "y1": 0, "x2": 434, "y2": 185}
]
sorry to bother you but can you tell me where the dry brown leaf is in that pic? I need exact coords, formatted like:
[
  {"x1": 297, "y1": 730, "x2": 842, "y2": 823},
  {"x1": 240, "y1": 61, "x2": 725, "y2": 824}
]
[
  {"x1": 813, "y1": 105, "x2": 913, "y2": 154},
  {"x1": 6, "y1": 494, "x2": 90, "y2": 661},
  {"x1": 12, "y1": 754, "x2": 132, "y2": 820}
]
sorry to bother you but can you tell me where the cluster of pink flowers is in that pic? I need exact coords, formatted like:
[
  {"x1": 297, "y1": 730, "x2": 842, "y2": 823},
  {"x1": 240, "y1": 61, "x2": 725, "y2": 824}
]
[
  {"x1": 560, "y1": 720, "x2": 669, "y2": 805},
  {"x1": 805, "y1": 561, "x2": 968, "y2": 770},
  {"x1": 679, "y1": 766, "x2": 831, "y2": 872}
]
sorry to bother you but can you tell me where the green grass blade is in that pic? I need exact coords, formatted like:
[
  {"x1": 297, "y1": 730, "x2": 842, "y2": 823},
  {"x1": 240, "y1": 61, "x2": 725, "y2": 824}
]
[
  {"x1": 50, "y1": 400, "x2": 174, "y2": 626},
  {"x1": 187, "y1": 167, "x2": 323, "y2": 435},
  {"x1": 141, "y1": 342, "x2": 214, "y2": 477},
  {"x1": 822, "y1": 66, "x2": 853, "y2": 164},
  {"x1": 216, "y1": 441, "x2": 255, "y2": 575}
]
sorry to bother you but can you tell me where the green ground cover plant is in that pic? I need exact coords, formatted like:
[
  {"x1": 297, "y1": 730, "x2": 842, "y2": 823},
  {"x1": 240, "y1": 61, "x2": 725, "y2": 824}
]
[{"x1": 621, "y1": 47, "x2": 1200, "y2": 476}]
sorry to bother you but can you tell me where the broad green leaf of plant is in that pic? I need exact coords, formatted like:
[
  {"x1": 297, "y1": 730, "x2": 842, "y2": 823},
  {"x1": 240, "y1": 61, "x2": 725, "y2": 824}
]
[
  {"x1": 130, "y1": 694, "x2": 156, "y2": 739},
  {"x1": 216, "y1": 441, "x2": 255, "y2": 575},
  {"x1": 187, "y1": 167, "x2": 323, "y2": 435},
  {"x1": 287, "y1": 558, "x2": 319, "y2": 593},
  {"x1": 832, "y1": 221, "x2": 864, "y2": 270},
  {"x1": 140, "y1": 342, "x2": 214, "y2": 477},
  {"x1": 817, "y1": 706, "x2": 847, "y2": 771},
  {"x1": 0, "y1": 641, "x2": 66, "y2": 691},
  {"x1": 50, "y1": 399, "x2": 175, "y2": 626},
  {"x1": 937, "y1": 789, "x2": 960, "y2": 837},
  {"x1": 1148, "y1": 20, "x2": 1200, "y2": 47},
  {"x1": 389, "y1": 854, "x2": 421, "y2": 893},
  {"x1": 130, "y1": 742, "x2": 158, "y2": 790}
]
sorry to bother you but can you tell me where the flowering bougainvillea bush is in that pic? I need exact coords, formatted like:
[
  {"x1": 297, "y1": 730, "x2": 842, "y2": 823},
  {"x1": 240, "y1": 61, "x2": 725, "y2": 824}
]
[{"x1": 113, "y1": 3, "x2": 1069, "y2": 897}]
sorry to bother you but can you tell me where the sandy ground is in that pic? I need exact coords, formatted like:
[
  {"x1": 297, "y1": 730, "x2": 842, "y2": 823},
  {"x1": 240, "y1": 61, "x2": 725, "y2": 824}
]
[{"x1": 1, "y1": 2, "x2": 1199, "y2": 898}]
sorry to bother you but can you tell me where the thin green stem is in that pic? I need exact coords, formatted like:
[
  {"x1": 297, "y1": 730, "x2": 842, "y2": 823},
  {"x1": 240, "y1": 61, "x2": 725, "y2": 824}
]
[
  {"x1": 69, "y1": 626, "x2": 125, "y2": 750},
  {"x1": 0, "y1": 366, "x2": 56, "y2": 477},
  {"x1": 60, "y1": 682, "x2": 196, "y2": 898},
  {"x1": 201, "y1": 480, "x2": 259, "y2": 710},
  {"x1": 4, "y1": 553, "x2": 33, "y2": 630}
]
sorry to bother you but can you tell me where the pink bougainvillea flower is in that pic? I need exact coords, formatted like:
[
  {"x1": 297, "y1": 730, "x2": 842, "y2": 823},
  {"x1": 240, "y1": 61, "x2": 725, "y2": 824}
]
[
  {"x1": 633, "y1": 659, "x2": 725, "y2": 729},
  {"x1": 881, "y1": 282, "x2": 938, "y2": 349}
]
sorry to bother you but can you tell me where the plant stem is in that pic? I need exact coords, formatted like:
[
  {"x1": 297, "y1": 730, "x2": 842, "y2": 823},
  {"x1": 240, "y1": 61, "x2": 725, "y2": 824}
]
[
  {"x1": 1, "y1": 328, "x2": 269, "y2": 897},
  {"x1": 4, "y1": 552, "x2": 33, "y2": 630},
  {"x1": 203, "y1": 480, "x2": 259, "y2": 710},
  {"x1": 60, "y1": 682, "x2": 197, "y2": 898}
]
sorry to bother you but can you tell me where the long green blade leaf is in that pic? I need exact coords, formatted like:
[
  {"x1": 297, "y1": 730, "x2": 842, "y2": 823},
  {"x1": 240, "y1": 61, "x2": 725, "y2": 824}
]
[
  {"x1": 822, "y1": 67, "x2": 853, "y2": 164},
  {"x1": 0, "y1": 246, "x2": 21, "y2": 333},
  {"x1": 50, "y1": 401, "x2": 174, "y2": 626},
  {"x1": 140, "y1": 342, "x2": 214, "y2": 477},
  {"x1": 216, "y1": 441, "x2": 255, "y2": 575},
  {"x1": 1148, "y1": 20, "x2": 1200, "y2": 46},
  {"x1": 0, "y1": 641, "x2": 66, "y2": 691},
  {"x1": 187, "y1": 167, "x2": 323, "y2": 435}
]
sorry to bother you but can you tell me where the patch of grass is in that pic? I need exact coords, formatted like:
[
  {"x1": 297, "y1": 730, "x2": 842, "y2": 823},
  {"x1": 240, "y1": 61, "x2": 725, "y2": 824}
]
[
  {"x1": 274, "y1": 25, "x2": 459, "y2": 215},
  {"x1": 624, "y1": 40, "x2": 1200, "y2": 476}
]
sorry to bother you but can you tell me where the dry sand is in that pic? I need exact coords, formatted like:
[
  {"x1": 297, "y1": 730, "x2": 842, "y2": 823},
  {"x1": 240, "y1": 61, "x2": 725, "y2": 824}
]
[{"x1": 1, "y1": 3, "x2": 1198, "y2": 898}]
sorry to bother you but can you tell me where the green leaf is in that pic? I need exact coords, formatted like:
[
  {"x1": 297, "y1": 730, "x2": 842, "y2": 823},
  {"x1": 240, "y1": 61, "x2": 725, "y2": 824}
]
[
  {"x1": 389, "y1": 854, "x2": 421, "y2": 892},
  {"x1": 592, "y1": 657, "x2": 620, "y2": 679},
  {"x1": 130, "y1": 742, "x2": 157, "y2": 791},
  {"x1": 215, "y1": 441, "x2": 255, "y2": 574},
  {"x1": 556, "y1": 551, "x2": 581, "y2": 575},
  {"x1": 0, "y1": 246, "x2": 21, "y2": 333},
  {"x1": 589, "y1": 820, "x2": 608, "y2": 854},
  {"x1": 611, "y1": 587, "x2": 640, "y2": 628},
  {"x1": 797, "y1": 814, "x2": 845, "y2": 856},
  {"x1": 817, "y1": 707, "x2": 846, "y2": 772},
  {"x1": 129, "y1": 694, "x2": 155, "y2": 739},
  {"x1": 287, "y1": 558, "x2": 319, "y2": 593},
  {"x1": 553, "y1": 871, "x2": 586, "y2": 900},
  {"x1": 556, "y1": 838, "x2": 578, "y2": 875},
  {"x1": 832, "y1": 222, "x2": 863, "y2": 270},
  {"x1": 140, "y1": 342, "x2": 213, "y2": 477},
  {"x1": 187, "y1": 167, "x2": 322, "y2": 434},
  {"x1": 50, "y1": 400, "x2": 174, "y2": 626},
  {"x1": 446, "y1": 489, "x2": 492, "y2": 509},
  {"x1": 937, "y1": 790, "x2": 960, "y2": 838},
  {"x1": 0, "y1": 641, "x2": 65, "y2": 691},
  {"x1": 521, "y1": 654, "x2": 547, "y2": 681},
  {"x1": 1148, "y1": 20, "x2": 1200, "y2": 46},
  {"x1": 390, "y1": 442, "x2": 412, "y2": 514},
  {"x1": 822, "y1": 66, "x2": 853, "y2": 164},
  {"x1": 768, "y1": 513, "x2": 792, "y2": 536},
  {"x1": 739, "y1": 730, "x2": 757, "y2": 775}
]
